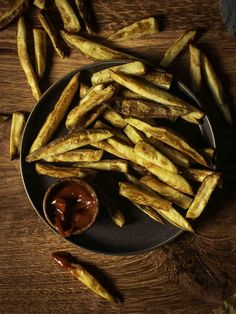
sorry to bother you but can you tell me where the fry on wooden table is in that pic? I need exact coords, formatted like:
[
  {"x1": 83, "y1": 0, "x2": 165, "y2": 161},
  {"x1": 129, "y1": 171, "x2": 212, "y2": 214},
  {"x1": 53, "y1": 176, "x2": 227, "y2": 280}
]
[
  {"x1": 55, "y1": 0, "x2": 81, "y2": 33},
  {"x1": 75, "y1": 0, "x2": 93, "y2": 34},
  {"x1": 189, "y1": 44, "x2": 201, "y2": 93},
  {"x1": 10, "y1": 112, "x2": 26, "y2": 160},
  {"x1": 0, "y1": 0, "x2": 28, "y2": 31},
  {"x1": 33, "y1": 28, "x2": 47, "y2": 80}
]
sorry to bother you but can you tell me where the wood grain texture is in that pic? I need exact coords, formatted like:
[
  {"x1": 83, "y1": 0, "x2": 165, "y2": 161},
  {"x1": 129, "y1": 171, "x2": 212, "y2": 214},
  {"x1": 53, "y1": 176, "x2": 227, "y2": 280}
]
[{"x1": 1, "y1": 1, "x2": 236, "y2": 313}]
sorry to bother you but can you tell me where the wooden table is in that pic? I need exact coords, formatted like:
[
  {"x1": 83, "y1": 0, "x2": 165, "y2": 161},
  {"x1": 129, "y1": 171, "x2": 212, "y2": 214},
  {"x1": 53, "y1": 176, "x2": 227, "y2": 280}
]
[{"x1": 1, "y1": 1, "x2": 236, "y2": 313}]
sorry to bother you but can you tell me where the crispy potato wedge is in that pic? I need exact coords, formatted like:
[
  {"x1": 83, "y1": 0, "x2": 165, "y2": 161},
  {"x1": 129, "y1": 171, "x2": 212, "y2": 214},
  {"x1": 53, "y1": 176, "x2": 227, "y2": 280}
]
[
  {"x1": 189, "y1": 44, "x2": 201, "y2": 93},
  {"x1": 74, "y1": 159, "x2": 128, "y2": 173},
  {"x1": 160, "y1": 30, "x2": 196, "y2": 68},
  {"x1": 30, "y1": 73, "x2": 80, "y2": 153},
  {"x1": 81, "y1": 104, "x2": 108, "y2": 129},
  {"x1": 129, "y1": 162, "x2": 147, "y2": 176},
  {"x1": 201, "y1": 53, "x2": 233, "y2": 126},
  {"x1": 36, "y1": 163, "x2": 95, "y2": 179},
  {"x1": 55, "y1": 0, "x2": 81, "y2": 33},
  {"x1": 66, "y1": 84, "x2": 115, "y2": 130},
  {"x1": 91, "y1": 141, "x2": 125, "y2": 159},
  {"x1": 44, "y1": 149, "x2": 103, "y2": 163},
  {"x1": 61, "y1": 31, "x2": 136, "y2": 61},
  {"x1": 108, "y1": 17, "x2": 159, "y2": 41},
  {"x1": 115, "y1": 98, "x2": 190, "y2": 120},
  {"x1": 186, "y1": 174, "x2": 220, "y2": 219},
  {"x1": 103, "y1": 108, "x2": 127, "y2": 129},
  {"x1": 157, "y1": 206, "x2": 194, "y2": 232},
  {"x1": 0, "y1": 0, "x2": 28, "y2": 31},
  {"x1": 17, "y1": 17, "x2": 42, "y2": 100},
  {"x1": 182, "y1": 168, "x2": 222, "y2": 187},
  {"x1": 0, "y1": 114, "x2": 9, "y2": 123},
  {"x1": 119, "y1": 182, "x2": 172, "y2": 211},
  {"x1": 141, "y1": 175, "x2": 193, "y2": 209},
  {"x1": 79, "y1": 83, "x2": 89, "y2": 98},
  {"x1": 119, "y1": 88, "x2": 147, "y2": 100},
  {"x1": 148, "y1": 137, "x2": 190, "y2": 168},
  {"x1": 38, "y1": 11, "x2": 65, "y2": 58},
  {"x1": 33, "y1": 28, "x2": 47, "y2": 80},
  {"x1": 26, "y1": 129, "x2": 113, "y2": 162},
  {"x1": 135, "y1": 140, "x2": 178, "y2": 173},
  {"x1": 75, "y1": 0, "x2": 92, "y2": 34},
  {"x1": 10, "y1": 112, "x2": 26, "y2": 160},
  {"x1": 134, "y1": 203, "x2": 164, "y2": 223},
  {"x1": 91, "y1": 61, "x2": 146, "y2": 85},
  {"x1": 124, "y1": 124, "x2": 145, "y2": 144},
  {"x1": 33, "y1": 0, "x2": 45, "y2": 9},
  {"x1": 125, "y1": 118, "x2": 208, "y2": 167},
  {"x1": 144, "y1": 71, "x2": 173, "y2": 90}
]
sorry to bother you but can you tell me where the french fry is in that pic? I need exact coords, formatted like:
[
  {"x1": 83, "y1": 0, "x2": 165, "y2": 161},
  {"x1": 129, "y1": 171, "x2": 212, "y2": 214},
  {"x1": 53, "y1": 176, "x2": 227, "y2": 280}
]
[
  {"x1": 74, "y1": 159, "x2": 129, "y2": 173},
  {"x1": 103, "y1": 108, "x2": 127, "y2": 129},
  {"x1": 200, "y1": 147, "x2": 215, "y2": 161},
  {"x1": 55, "y1": 0, "x2": 81, "y2": 33},
  {"x1": 135, "y1": 141, "x2": 178, "y2": 173},
  {"x1": 125, "y1": 118, "x2": 208, "y2": 167},
  {"x1": 144, "y1": 71, "x2": 173, "y2": 90},
  {"x1": 129, "y1": 162, "x2": 147, "y2": 176},
  {"x1": 26, "y1": 129, "x2": 113, "y2": 162},
  {"x1": 0, "y1": 0, "x2": 28, "y2": 31},
  {"x1": 35, "y1": 163, "x2": 95, "y2": 179},
  {"x1": 201, "y1": 52, "x2": 233, "y2": 125},
  {"x1": 33, "y1": 0, "x2": 45, "y2": 9},
  {"x1": 79, "y1": 83, "x2": 89, "y2": 98},
  {"x1": 141, "y1": 175, "x2": 193, "y2": 209},
  {"x1": 10, "y1": 112, "x2": 26, "y2": 160},
  {"x1": 66, "y1": 84, "x2": 115, "y2": 130},
  {"x1": 134, "y1": 203, "x2": 164, "y2": 223},
  {"x1": 38, "y1": 11, "x2": 65, "y2": 58},
  {"x1": 44, "y1": 149, "x2": 103, "y2": 163},
  {"x1": 119, "y1": 182, "x2": 172, "y2": 211},
  {"x1": 33, "y1": 28, "x2": 47, "y2": 80},
  {"x1": 108, "y1": 17, "x2": 159, "y2": 41},
  {"x1": 30, "y1": 73, "x2": 80, "y2": 153},
  {"x1": 110, "y1": 71, "x2": 203, "y2": 118},
  {"x1": 115, "y1": 98, "x2": 190, "y2": 120},
  {"x1": 17, "y1": 17, "x2": 42, "y2": 100},
  {"x1": 182, "y1": 168, "x2": 222, "y2": 187},
  {"x1": 124, "y1": 124, "x2": 145, "y2": 144},
  {"x1": 75, "y1": 0, "x2": 93, "y2": 34},
  {"x1": 91, "y1": 61, "x2": 146, "y2": 85},
  {"x1": 148, "y1": 137, "x2": 190, "y2": 168},
  {"x1": 186, "y1": 174, "x2": 220, "y2": 219},
  {"x1": 120, "y1": 88, "x2": 147, "y2": 100},
  {"x1": 90, "y1": 141, "x2": 125, "y2": 159},
  {"x1": 189, "y1": 44, "x2": 201, "y2": 93},
  {"x1": 60, "y1": 31, "x2": 136, "y2": 61},
  {"x1": 160, "y1": 30, "x2": 196, "y2": 68},
  {"x1": 81, "y1": 104, "x2": 108, "y2": 129},
  {"x1": 0, "y1": 114, "x2": 9, "y2": 123}
]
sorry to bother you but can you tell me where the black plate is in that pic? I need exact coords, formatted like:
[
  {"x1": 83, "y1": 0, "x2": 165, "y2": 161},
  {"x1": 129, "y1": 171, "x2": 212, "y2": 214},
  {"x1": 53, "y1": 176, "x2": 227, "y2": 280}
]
[{"x1": 20, "y1": 60, "x2": 216, "y2": 255}]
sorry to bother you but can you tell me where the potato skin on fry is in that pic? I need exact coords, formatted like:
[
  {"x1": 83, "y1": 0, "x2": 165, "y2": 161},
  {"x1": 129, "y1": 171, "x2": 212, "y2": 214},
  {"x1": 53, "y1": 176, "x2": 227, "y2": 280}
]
[
  {"x1": 144, "y1": 71, "x2": 173, "y2": 90},
  {"x1": 0, "y1": 0, "x2": 28, "y2": 31},
  {"x1": 74, "y1": 159, "x2": 129, "y2": 173},
  {"x1": 55, "y1": 0, "x2": 81, "y2": 33}
]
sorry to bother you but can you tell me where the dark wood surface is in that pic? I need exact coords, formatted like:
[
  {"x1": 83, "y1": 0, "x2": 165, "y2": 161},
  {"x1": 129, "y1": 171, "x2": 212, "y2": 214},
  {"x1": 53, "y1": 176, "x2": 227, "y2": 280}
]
[{"x1": 1, "y1": 1, "x2": 236, "y2": 313}]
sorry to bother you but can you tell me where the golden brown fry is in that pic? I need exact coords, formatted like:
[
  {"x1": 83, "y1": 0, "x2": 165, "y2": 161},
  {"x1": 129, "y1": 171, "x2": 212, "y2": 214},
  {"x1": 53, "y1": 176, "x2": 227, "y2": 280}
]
[
  {"x1": 103, "y1": 108, "x2": 127, "y2": 129},
  {"x1": 44, "y1": 149, "x2": 103, "y2": 163},
  {"x1": 141, "y1": 175, "x2": 193, "y2": 209},
  {"x1": 182, "y1": 168, "x2": 222, "y2": 187},
  {"x1": 124, "y1": 124, "x2": 145, "y2": 144},
  {"x1": 144, "y1": 71, "x2": 173, "y2": 90},
  {"x1": 35, "y1": 163, "x2": 95, "y2": 179},
  {"x1": 10, "y1": 112, "x2": 26, "y2": 160},
  {"x1": 135, "y1": 140, "x2": 178, "y2": 173},
  {"x1": 189, "y1": 44, "x2": 201, "y2": 93},
  {"x1": 125, "y1": 118, "x2": 208, "y2": 167},
  {"x1": 0, "y1": 114, "x2": 9, "y2": 123},
  {"x1": 81, "y1": 104, "x2": 108, "y2": 129},
  {"x1": 91, "y1": 61, "x2": 146, "y2": 85},
  {"x1": 60, "y1": 31, "x2": 136, "y2": 61},
  {"x1": 55, "y1": 0, "x2": 81, "y2": 33},
  {"x1": 0, "y1": 0, "x2": 28, "y2": 31},
  {"x1": 119, "y1": 182, "x2": 172, "y2": 211},
  {"x1": 90, "y1": 141, "x2": 125, "y2": 159},
  {"x1": 26, "y1": 129, "x2": 113, "y2": 162},
  {"x1": 115, "y1": 98, "x2": 190, "y2": 120},
  {"x1": 200, "y1": 147, "x2": 215, "y2": 161},
  {"x1": 160, "y1": 30, "x2": 196, "y2": 68},
  {"x1": 108, "y1": 17, "x2": 159, "y2": 41},
  {"x1": 66, "y1": 84, "x2": 115, "y2": 130},
  {"x1": 75, "y1": 0, "x2": 92, "y2": 34},
  {"x1": 119, "y1": 88, "x2": 147, "y2": 100},
  {"x1": 186, "y1": 174, "x2": 220, "y2": 219},
  {"x1": 74, "y1": 159, "x2": 129, "y2": 173},
  {"x1": 70, "y1": 263, "x2": 118, "y2": 303},
  {"x1": 38, "y1": 11, "x2": 65, "y2": 58},
  {"x1": 148, "y1": 137, "x2": 190, "y2": 168},
  {"x1": 133, "y1": 203, "x2": 164, "y2": 223},
  {"x1": 33, "y1": 0, "x2": 45, "y2": 9},
  {"x1": 33, "y1": 28, "x2": 47, "y2": 80},
  {"x1": 30, "y1": 73, "x2": 80, "y2": 153},
  {"x1": 201, "y1": 52, "x2": 233, "y2": 125},
  {"x1": 79, "y1": 83, "x2": 89, "y2": 98},
  {"x1": 17, "y1": 17, "x2": 42, "y2": 100}
]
